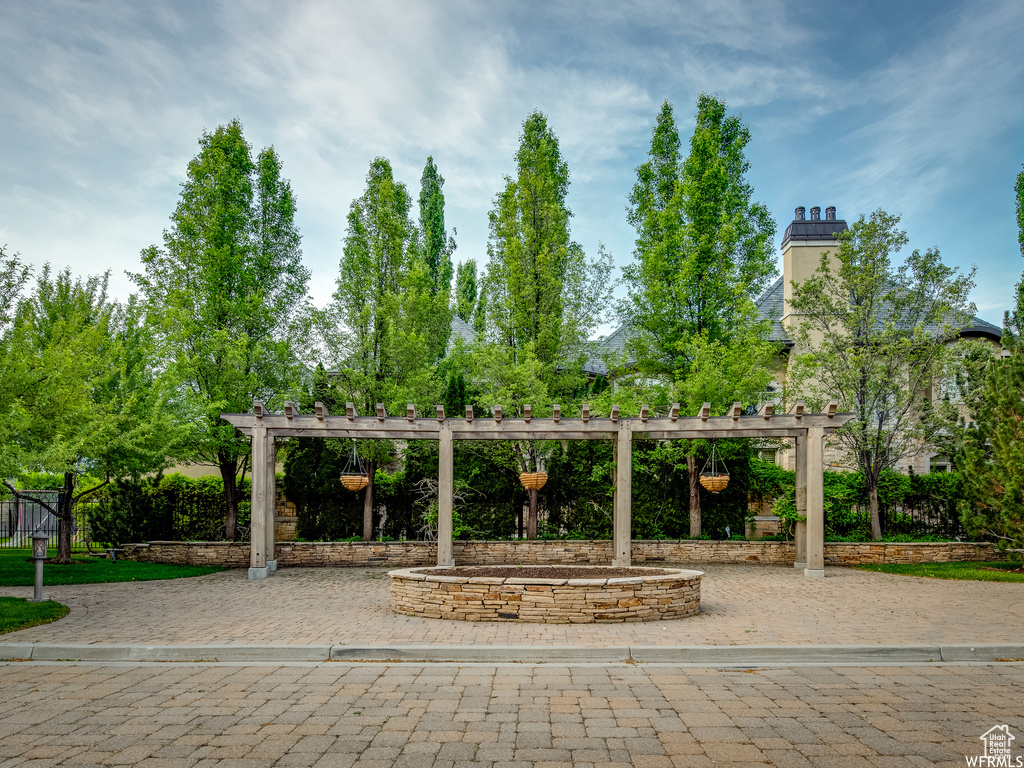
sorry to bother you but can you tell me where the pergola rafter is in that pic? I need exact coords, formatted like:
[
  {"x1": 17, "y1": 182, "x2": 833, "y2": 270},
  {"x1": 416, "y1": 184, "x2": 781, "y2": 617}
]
[{"x1": 222, "y1": 401, "x2": 854, "y2": 580}]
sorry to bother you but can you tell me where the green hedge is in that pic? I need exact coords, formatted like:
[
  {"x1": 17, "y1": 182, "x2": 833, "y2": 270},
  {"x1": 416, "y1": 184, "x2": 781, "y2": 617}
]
[
  {"x1": 770, "y1": 467, "x2": 964, "y2": 539},
  {"x1": 86, "y1": 455, "x2": 966, "y2": 546},
  {"x1": 85, "y1": 474, "x2": 251, "y2": 546}
]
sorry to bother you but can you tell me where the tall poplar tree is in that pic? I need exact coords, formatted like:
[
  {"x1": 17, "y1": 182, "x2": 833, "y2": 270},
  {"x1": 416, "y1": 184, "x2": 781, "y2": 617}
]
[
  {"x1": 418, "y1": 156, "x2": 456, "y2": 358},
  {"x1": 622, "y1": 97, "x2": 777, "y2": 536},
  {"x1": 455, "y1": 259, "x2": 477, "y2": 323},
  {"x1": 480, "y1": 110, "x2": 612, "y2": 537},
  {"x1": 134, "y1": 119, "x2": 309, "y2": 540},
  {"x1": 334, "y1": 157, "x2": 437, "y2": 540}
]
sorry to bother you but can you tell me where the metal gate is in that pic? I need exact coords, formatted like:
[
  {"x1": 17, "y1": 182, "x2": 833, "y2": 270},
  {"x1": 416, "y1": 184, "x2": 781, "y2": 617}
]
[{"x1": 0, "y1": 490, "x2": 89, "y2": 548}]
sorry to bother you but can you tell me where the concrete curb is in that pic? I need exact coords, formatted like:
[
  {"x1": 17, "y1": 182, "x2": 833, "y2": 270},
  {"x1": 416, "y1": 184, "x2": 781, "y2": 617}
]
[
  {"x1": 629, "y1": 644, "x2": 943, "y2": 663},
  {"x1": 2, "y1": 643, "x2": 1022, "y2": 664},
  {"x1": 938, "y1": 644, "x2": 1024, "y2": 662},
  {"x1": 16, "y1": 644, "x2": 332, "y2": 663},
  {"x1": 329, "y1": 645, "x2": 632, "y2": 663}
]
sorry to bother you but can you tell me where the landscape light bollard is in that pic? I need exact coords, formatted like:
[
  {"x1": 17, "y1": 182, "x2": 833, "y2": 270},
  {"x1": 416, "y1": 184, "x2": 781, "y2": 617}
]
[{"x1": 30, "y1": 534, "x2": 47, "y2": 603}]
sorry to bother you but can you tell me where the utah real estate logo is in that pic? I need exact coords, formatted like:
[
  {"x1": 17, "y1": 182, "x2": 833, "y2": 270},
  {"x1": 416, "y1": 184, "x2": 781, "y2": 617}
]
[{"x1": 967, "y1": 725, "x2": 1022, "y2": 767}]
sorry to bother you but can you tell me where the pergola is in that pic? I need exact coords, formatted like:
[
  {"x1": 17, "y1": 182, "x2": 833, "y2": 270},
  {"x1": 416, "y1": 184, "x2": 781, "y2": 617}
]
[{"x1": 222, "y1": 401, "x2": 854, "y2": 581}]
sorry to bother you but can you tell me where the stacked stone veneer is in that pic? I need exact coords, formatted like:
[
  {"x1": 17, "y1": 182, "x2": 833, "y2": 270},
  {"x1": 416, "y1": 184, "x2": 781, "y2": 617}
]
[
  {"x1": 120, "y1": 539, "x2": 998, "y2": 568},
  {"x1": 274, "y1": 490, "x2": 297, "y2": 542},
  {"x1": 389, "y1": 566, "x2": 704, "y2": 623}
]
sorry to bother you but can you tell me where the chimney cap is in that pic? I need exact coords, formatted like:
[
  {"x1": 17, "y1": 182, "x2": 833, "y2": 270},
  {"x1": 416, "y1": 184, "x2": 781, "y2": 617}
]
[{"x1": 782, "y1": 205, "x2": 847, "y2": 248}]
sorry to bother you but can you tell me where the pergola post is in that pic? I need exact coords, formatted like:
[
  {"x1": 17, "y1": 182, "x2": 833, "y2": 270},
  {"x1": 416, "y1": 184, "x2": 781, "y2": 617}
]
[
  {"x1": 437, "y1": 421, "x2": 454, "y2": 567},
  {"x1": 265, "y1": 436, "x2": 277, "y2": 572},
  {"x1": 793, "y1": 432, "x2": 807, "y2": 570},
  {"x1": 612, "y1": 423, "x2": 632, "y2": 566},
  {"x1": 249, "y1": 424, "x2": 269, "y2": 580},
  {"x1": 804, "y1": 426, "x2": 825, "y2": 578}
]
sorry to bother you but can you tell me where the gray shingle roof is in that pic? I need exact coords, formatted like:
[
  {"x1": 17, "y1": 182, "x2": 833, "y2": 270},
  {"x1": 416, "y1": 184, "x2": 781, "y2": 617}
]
[
  {"x1": 448, "y1": 316, "x2": 476, "y2": 349},
  {"x1": 582, "y1": 323, "x2": 633, "y2": 376},
  {"x1": 754, "y1": 277, "x2": 790, "y2": 343},
  {"x1": 580, "y1": 277, "x2": 1001, "y2": 376}
]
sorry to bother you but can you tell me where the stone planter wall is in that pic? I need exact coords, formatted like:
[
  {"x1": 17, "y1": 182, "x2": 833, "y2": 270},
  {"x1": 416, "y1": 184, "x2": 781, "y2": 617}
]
[
  {"x1": 121, "y1": 539, "x2": 998, "y2": 568},
  {"x1": 389, "y1": 566, "x2": 704, "y2": 623}
]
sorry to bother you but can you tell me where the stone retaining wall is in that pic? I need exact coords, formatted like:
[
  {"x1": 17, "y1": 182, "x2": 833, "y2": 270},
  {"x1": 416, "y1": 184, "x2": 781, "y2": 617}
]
[
  {"x1": 389, "y1": 566, "x2": 704, "y2": 623},
  {"x1": 121, "y1": 539, "x2": 998, "y2": 568}
]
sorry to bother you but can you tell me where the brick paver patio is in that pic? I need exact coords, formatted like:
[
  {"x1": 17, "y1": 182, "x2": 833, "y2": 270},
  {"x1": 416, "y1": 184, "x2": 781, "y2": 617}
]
[
  {"x1": 1, "y1": 661, "x2": 1021, "y2": 767},
  {"x1": 2, "y1": 563, "x2": 1022, "y2": 647},
  {"x1": 3, "y1": 563, "x2": 1024, "y2": 766}
]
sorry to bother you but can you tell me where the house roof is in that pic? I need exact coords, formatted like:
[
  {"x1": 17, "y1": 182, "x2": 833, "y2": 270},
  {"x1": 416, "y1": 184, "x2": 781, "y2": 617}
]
[
  {"x1": 580, "y1": 276, "x2": 1001, "y2": 376},
  {"x1": 755, "y1": 276, "x2": 791, "y2": 344},
  {"x1": 448, "y1": 316, "x2": 476, "y2": 348},
  {"x1": 581, "y1": 323, "x2": 633, "y2": 376},
  {"x1": 756, "y1": 277, "x2": 1002, "y2": 345}
]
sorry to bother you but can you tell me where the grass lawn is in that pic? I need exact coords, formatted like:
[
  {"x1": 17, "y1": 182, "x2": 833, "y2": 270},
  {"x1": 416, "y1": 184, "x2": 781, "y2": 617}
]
[
  {"x1": 0, "y1": 597, "x2": 69, "y2": 636},
  {"x1": 0, "y1": 549, "x2": 224, "y2": 587},
  {"x1": 855, "y1": 560, "x2": 1024, "y2": 583}
]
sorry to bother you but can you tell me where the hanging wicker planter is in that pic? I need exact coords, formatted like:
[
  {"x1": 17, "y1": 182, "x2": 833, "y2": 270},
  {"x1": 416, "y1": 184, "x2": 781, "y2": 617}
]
[
  {"x1": 340, "y1": 442, "x2": 369, "y2": 492},
  {"x1": 519, "y1": 472, "x2": 548, "y2": 490},
  {"x1": 698, "y1": 442, "x2": 729, "y2": 493},
  {"x1": 698, "y1": 473, "x2": 729, "y2": 493},
  {"x1": 340, "y1": 474, "x2": 369, "y2": 491}
]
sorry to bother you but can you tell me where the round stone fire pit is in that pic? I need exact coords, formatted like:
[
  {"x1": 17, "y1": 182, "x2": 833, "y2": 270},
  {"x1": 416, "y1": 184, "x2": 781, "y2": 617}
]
[{"x1": 388, "y1": 565, "x2": 704, "y2": 623}]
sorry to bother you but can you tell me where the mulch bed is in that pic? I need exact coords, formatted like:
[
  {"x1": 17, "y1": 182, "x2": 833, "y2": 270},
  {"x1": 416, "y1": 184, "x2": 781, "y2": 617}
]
[{"x1": 415, "y1": 566, "x2": 674, "y2": 579}]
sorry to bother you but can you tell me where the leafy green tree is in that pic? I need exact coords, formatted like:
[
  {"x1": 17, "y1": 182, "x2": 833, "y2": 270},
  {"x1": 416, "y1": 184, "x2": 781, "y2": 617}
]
[
  {"x1": 418, "y1": 156, "x2": 456, "y2": 358},
  {"x1": 484, "y1": 111, "x2": 611, "y2": 381},
  {"x1": 621, "y1": 97, "x2": 777, "y2": 535},
  {"x1": 623, "y1": 97, "x2": 775, "y2": 373},
  {"x1": 133, "y1": 119, "x2": 309, "y2": 540},
  {"x1": 333, "y1": 157, "x2": 440, "y2": 539},
  {"x1": 2, "y1": 266, "x2": 180, "y2": 561},
  {"x1": 790, "y1": 209, "x2": 976, "y2": 540},
  {"x1": 0, "y1": 246, "x2": 30, "y2": 328},
  {"x1": 473, "y1": 282, "x2": 487, "y2": 336},
  {"x1": 0, "y1": 246, "x2": 32, "y2": 483},
  {"x1": 958, "y1": 167, "x2": 1024, "y2": 562},
  {"x1": 479, "y1": 110, "x2": 613, "y2": 537},
  {"x1": 455, "y1": 259, "x2": 477, "y2": 323}
]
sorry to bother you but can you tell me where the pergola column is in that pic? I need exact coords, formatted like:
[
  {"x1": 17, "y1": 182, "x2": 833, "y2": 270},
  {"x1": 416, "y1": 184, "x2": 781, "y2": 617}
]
[
  {"x1": 437, "y1": 421, "x2": 454, "y2": 567},
  {"x1": 804, "y1": 426, "x2": 825, "y2": 578},
  {"x1": 793, "y1": 433, "x2": 807, "y2": 570},
  {"x1": 249, "y1": 424, "x2": 269, "y2": 580},
  {"x1": 265, "y1": 436, "x2": 277, "y2": 572},
  {"x1": 612, "y1": 423, "x2": 632, "y2": 566}
]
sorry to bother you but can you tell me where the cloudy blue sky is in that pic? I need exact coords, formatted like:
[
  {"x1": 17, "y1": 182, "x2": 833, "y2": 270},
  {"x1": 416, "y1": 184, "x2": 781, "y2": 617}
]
[{"x1": 2, "y1": 0, "x2": 1023, "y2": 330}]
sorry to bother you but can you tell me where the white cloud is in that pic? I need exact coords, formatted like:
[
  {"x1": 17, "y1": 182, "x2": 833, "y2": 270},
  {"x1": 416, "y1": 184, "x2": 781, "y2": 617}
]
[{"x1": 1, "y1": 0, "x2": 1022, "y2": 321}]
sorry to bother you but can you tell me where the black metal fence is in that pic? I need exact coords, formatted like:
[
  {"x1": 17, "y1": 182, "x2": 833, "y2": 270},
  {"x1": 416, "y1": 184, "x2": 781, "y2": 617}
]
[
  {"x1": 877, "y1": 503, "x2": 967, "y2": 539},
  {"x1": 0, "y1": 491, "x2": 92, "y2": 549}
]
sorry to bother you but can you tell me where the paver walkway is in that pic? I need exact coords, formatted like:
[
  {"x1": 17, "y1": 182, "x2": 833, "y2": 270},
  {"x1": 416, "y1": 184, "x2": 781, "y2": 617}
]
[
  {"x1": 2, "y1": 564, "x2": 1022, "y2": 647},
  {"x1": 1, "y1": 661, "x2": 1022, "y2": 767}
]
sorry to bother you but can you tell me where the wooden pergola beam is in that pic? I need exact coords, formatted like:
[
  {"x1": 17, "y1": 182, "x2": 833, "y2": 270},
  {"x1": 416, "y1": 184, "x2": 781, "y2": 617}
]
[
  {"x1": 224, "y1": 401, "x2": 854, "y2": 578},
  {"x1": 220, "y1": 412, "x2": 854, "y2": 438}
]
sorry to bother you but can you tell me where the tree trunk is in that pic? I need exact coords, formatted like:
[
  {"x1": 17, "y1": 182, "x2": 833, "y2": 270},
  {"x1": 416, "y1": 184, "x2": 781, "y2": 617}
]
[
  {"x1": 687, "y1": 455, "x2": 702, "y2": 538},
  {"x1": 219, "y1": 454, "x2": 239, "y2": 541},
  {"x1": 55, "y1": 472, "x2": 75, "y2": 564},
  {"x1": 517, "y1": 500, "x2": 524, "y2": 539},
  {"x1": 868, "y1": 474, "x2": 883, "y2": 541},
  {"x1": 527, "y1": 488, "x2": 538, "y2": 539},
  {"x1": 362, "y1": 459, "x2": 376, "y2": 541}
]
